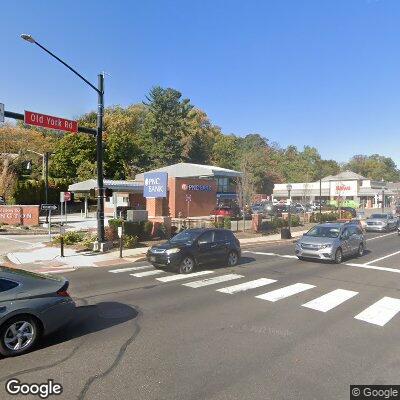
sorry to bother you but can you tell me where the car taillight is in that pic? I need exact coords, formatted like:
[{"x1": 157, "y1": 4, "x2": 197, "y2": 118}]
[{"x1": 57, "y1": 289, "x2": 70, "y2": 297}]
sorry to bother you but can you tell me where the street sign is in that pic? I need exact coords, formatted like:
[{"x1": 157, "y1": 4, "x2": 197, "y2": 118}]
[
  {"x1": 41, "y1": 204, "x2": 58, "y2": 211},
  {"x1": 24, "y1": 110, "x2": 78, "y2": 133},
  {"x1": 63, "y1": 191, "x2": 72, "y2": 202},
  {"x1": 144, "y1": 172, "x2": 168, "y2": 198},
  {"x1": 0, "y1": 103, "x2": 4, "y2": 123},
  {"x1": 117, "y1": 226, "x2": 123, "y2": 238},
  {"x1": 186, "y1": 194, "x2": 192, "y2": 202}
]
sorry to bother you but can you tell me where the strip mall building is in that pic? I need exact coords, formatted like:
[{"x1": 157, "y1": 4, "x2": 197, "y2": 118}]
[
  {"x1": 273, "y1": 171, "x2": 395, "y2": 208},
  {"x1": 68, "y1": 163, "x2": 241, "y2": 218}
]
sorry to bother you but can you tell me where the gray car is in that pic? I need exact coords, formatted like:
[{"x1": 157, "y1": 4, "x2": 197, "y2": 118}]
[
  {"x1": 295, "y1": 222, "x2": 366, "y2": 263},
  {"x1": 365, "y1": 213, "x2": 397, "y2": 232},
  {"x1": 0, "y1": 267, "x2": 75, "y2": 357}
]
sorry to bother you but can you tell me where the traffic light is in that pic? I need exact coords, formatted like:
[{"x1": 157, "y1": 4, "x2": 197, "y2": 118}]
[{"x1": 89, "y1": 188, "x2": 112, "y2": 198}]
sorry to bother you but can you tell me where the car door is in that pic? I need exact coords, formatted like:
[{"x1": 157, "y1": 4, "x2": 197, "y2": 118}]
[
  {"x1": 213, "y1": 230, "x2": 231, "y2": 263},
  {"x1": 388, "y1": 215, "x2": 395, "y2": 230},
  {"x1": 340, "y1": 228, "x2": 352, "y2": 256},
  {"x1": 196, "y1": 230, "x2": 216, "y2": 265},
  {"x1": 348, "y1": 225, "x2": 360, "y2": 254}
]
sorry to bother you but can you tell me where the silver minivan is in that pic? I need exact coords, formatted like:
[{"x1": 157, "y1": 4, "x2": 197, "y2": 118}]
[{"x1": 295, "y1": 222, "x2": 366, "y2": 263}]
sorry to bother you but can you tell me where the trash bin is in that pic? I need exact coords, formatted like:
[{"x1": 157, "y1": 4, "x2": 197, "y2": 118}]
[{"x1": 281, "y1": 227, "x2": 292, "y2": 239}]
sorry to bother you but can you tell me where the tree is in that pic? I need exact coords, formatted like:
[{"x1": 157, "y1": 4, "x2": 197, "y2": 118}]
[
  {"x1": 211, "y1": 135, "x2": 240, "y2": 169},
  {"x1": 0, "y1": 157, "x2": 18, "y2": 202},
  {"x1": 344, "y1": 154, "x2": 400, "y2": 182},
  {"x1": 142, "y1": 87, "x2": 193, "y2": 168},
  {"x1": 50, "y1": 134, "x2": 96, "y2": 179}
]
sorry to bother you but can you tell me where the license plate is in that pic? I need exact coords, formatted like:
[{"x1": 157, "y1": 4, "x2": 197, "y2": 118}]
[{"x1": 150, "y1": 256, "x2": 156, "y2": 262}]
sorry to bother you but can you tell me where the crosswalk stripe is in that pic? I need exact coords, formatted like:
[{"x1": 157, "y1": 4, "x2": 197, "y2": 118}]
[
  {"x1": 109, "y1": 265, "x2": 151, "y2": 273},
  {"x1": 216, "y1": 278, "x2": 277, "y2": 294},
  {"x1": 183, "y1": 274, "x2": 243, "y2": 288},
  {"x1": 156, "y1": 271, "x2": 214, "y2": 282},
  {"x1": 354, "y1": 297, "x2": 400, "y2": 326},
  {"x1": 302, "y1": 289, "x2": 358, "y2": 312},
  {"x1": 130, "y1": 270, "x2": 165, "y2": 277},
  {"x1": 255, "y1": 283, "x2": 315, "y2": 302}
]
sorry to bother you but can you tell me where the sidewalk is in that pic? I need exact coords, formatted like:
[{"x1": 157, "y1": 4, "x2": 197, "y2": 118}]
[{"x1": 4, "y1": 230, "x2": 307, "y2": 274}]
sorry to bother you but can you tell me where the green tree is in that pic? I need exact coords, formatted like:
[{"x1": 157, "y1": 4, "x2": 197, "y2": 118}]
[
  {"x1": 211, "y1": 135, "x2": 240, "y2": 169},
  {"x1": 50, "y1": 134, "x2": 96, "y2": 179},
  {"x1": 142, "y1": 87, "x2": 193, "y2": 168}
]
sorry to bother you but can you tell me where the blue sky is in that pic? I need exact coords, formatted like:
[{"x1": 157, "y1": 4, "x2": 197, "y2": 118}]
[{"x1": 2, "y1": 0, "x2": 400, "y2": 165}]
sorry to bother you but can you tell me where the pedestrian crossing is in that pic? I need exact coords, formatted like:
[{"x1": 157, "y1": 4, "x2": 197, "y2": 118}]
[{"x1": 108, "y1": 265, "x2": 400, "y2": 328}]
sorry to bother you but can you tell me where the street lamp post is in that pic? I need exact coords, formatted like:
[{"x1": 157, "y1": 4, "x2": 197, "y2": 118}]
[
  {"x1": 287, "y1": 184, "x2": 292, "y2": 237},
  {"x1": 319, "y1": 177, "x2": 322, "y2": 217},
  {"x1": 382, "y1": 187, "x2": 385, "y2": 213},
  {"x1": 21, "y1": 34, "x2": 105, "y2": 246}
]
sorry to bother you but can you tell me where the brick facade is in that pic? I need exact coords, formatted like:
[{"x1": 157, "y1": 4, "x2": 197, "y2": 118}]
[{"x1": 0, "y1": 205, "x2": 40, "y2": 226}]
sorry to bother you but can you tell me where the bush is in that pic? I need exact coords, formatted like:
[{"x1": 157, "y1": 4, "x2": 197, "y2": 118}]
[
  {"x1": 105, "y1": 226, "x2": 118, "y2": 242},
  {"x1": 123, "y1": 235, "x2": 138, "y2": 249},
  {"x1": 82, "y1": 232, "x2": 97, "y2": 249},
  {"x1": 108, "y1": 218, "x2": 123, "y2": 229},
  {"x1": 143, "y1": 221, "x2": 153, "y2": 238},
  {"x1": 212, "y1": 219, "x2": 224, "y2": 228},
  {"x1": 310, "y1": 212, "x2": 339, "y2": 223},
  {"x1": 53, "y1": 231, "x2": 84, "y2": 245},
  {"x1": 223, "y1": 217, "x2": 231, "y2": 230}
]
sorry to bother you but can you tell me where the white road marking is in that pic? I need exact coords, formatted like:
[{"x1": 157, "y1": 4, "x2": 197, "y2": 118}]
[
  {"x1": 345, "y1": 263, "x2": 400, "y2": 274},
  {"x1": 183, "y1": 274, "x2": 243, "y2": 288},
  {"x1": 216, "y1": 278, "x2": 277, "y2": 294},
  {"x1": 364, "y1": 250, "x2": 400, "y2": 265},
  {"x1": 256, "y1": 283, "x2": 315, "y2": 302},
  {"x1": 302, "y1": 289, "x2": 358, "y2": 312},
  {"x1": 156, "y1": 271, "x2": 214, "y2": 282},
  {"x1": 243, "y1": 251, "x2": 297, "y2": 259},
  {"x1": 354, "y1": 297, "x2": 400, "y2": 326},
  {"x1": 366, "y1": 232, "x2": 396, "y2": 241},
  {"x1": 109, "y1": 265, "x2": 151, "y2": 273},
  {"x1": 130, "y1": 270, "x2": 164, "y2": 277}
]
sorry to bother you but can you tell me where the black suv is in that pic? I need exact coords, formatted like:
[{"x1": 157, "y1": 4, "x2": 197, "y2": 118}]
[{"x1": 147, "y1": 228, "x2": 241, "y2": 274}]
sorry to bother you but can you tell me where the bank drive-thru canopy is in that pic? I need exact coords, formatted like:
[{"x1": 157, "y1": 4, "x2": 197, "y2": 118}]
[{"x1": 68, "y1": 179, "x2": 143, "y2": 193}]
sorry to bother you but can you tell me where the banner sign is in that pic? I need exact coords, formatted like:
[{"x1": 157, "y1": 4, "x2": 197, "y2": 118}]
[
  {"x1": 144, "y1": 172, "x2": 168, "y2": 198},
  {"x1": 25, "y1": 110, "x2": 78, "y2": 133}
]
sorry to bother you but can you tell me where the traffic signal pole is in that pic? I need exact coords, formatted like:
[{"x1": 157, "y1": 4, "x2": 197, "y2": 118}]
[{"x1": 96, "y1": 73, "x2": 105, "y2": 244}]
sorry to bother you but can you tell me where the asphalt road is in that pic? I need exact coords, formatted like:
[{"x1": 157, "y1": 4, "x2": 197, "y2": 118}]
[{"x1": 2, "y1": 230, "x2": 400, "y2": 400}]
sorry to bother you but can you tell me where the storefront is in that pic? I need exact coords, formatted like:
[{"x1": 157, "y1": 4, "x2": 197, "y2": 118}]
[
  {"x1": 273, "y1": 171, "x2": 395, "y2": 208},
  {"x1": 69, "y1": 163, "x2": 241, "y2": 218}
]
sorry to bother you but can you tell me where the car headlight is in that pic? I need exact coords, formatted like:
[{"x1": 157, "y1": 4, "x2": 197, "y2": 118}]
[{"x1": 165, "y1": 248, "x2": 181, "y2": 255}]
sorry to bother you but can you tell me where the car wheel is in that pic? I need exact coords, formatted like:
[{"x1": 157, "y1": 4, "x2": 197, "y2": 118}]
[
  {"x1": 227, "y1": 251, "x2": 239, "y2": 267},
  {"x1": 357, "y1": 243, "x2": 364, "y2": 257},
  {"x1": 297, "y1": 256, "x2": 305, "y2": 261},
  {"x1": 0, "y1": 316, "x2": 40, "y2": 357},
  {"x1": 334, "y1": 248, "x2": 343, "y2": 264},
  {"x1": 179, "y1": 256, "x2": 195, "y2": 274}
]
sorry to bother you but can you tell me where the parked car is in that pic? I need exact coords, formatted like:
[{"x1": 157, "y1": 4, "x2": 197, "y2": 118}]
[
  {"x1": 0, "y1": 267, "x2": 75, "y2": 357},
  {"x1": 295, "y1": 222, "x2": 366, "y2": 263},
  {"x1": 365, "y1": 213, "x2": 397, "y2": 232},
  {"x1": 211, "y1": 206, "x2": 241, "y2": 219},
  {"x1": 147, "y1": 228, "x2": 241, "y2": 273}
]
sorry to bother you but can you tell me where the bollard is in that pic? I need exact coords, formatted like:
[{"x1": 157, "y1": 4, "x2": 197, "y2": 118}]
[
  {"x1": 60, "y1": 223, "x2": 65, "y2": 257},
  {"x1": 118, "y1": 223, "x2": 124, "y2": 258}
]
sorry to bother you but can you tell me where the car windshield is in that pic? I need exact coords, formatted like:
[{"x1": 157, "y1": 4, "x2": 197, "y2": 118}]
[
  {"x1": 370, "y1": 214, "x2": 387, "y2": 219},
  {"x1": 305, "y1": 226, "x2": 340, "y2": 238},
  {"x1": 169, "y1": 230, "x2": 201, "y2": 244}
]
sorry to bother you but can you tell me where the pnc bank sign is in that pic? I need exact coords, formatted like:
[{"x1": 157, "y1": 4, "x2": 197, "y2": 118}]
[{"x1": 144, "y1": 172, "x2": 168, "y2": 198}]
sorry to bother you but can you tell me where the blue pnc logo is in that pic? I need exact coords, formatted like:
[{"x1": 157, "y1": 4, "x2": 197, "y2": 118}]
[{"x1": 144, "y1": 172, "x2": 168, "y2": 198}]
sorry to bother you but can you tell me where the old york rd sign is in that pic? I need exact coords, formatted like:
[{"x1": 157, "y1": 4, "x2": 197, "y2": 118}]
[{"x1": 25, "y1": 110, "x2": 78, "y2": 133}]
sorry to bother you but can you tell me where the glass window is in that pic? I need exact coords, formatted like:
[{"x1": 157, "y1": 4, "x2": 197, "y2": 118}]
[
  {"x1": 198, "y1": 231, "x2": 214, "y2": 244},
  {"x1": 215, "y1": 230, "x2": 228, "y2": 242},
  {"x1": 0, "y1": 279, "x2": 18, "y2": 293}
]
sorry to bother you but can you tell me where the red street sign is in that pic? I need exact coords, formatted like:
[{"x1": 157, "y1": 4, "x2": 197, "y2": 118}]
[
  {"x1": 24, "y1": 110, "x2": 78, "y2": 133},
  {"x1": 64, "y1": 192, "x2": 72, "y2": 202}
]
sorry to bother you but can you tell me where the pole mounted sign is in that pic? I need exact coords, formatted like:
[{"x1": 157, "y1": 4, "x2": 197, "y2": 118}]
[
  {"x1": 143, "y1": 172, "x2": 168, "y2": 198},
  {"x1": 24, "y1": 110, "x2": 78, "y2": 133},
  {"x1": 40, "y1": 204, "x2": 58, "y2": 211}
]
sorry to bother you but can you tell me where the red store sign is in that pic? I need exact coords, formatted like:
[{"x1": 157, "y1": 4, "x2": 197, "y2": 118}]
[
  {"x1": 336, "y1": 185, "x2": 351, "y2": 191},
  {"x1": 24, "y1": 110, "x2": 78, "y2": 133}
]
